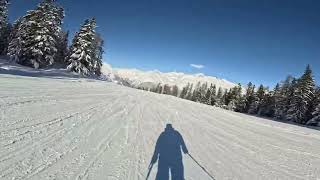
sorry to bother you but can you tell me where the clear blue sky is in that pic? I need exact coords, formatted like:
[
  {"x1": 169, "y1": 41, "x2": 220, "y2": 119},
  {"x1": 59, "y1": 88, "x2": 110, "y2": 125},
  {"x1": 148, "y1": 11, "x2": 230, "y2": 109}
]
[{"x1": 9, "y1": 0, "x2": 320, "y2": 87}]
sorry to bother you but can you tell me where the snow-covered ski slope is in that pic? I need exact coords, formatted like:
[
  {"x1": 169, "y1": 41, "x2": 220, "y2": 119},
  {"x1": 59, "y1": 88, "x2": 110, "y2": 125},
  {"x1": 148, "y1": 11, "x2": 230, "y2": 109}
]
[{"x1": 1, "y1": 74, "x2": 320, "y2": 180}]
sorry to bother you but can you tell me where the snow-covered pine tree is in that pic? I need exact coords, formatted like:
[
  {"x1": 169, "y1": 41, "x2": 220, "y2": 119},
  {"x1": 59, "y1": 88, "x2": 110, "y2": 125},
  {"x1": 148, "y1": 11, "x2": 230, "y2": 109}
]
[
  {"x1": 67, "y1": 18, "x2": 103, "y2": 76},
  {"x1": 180, "y1": 83, "x2": 190, "y2": 99},
  {"x1": 67, "y1": 19, "x2": 94, "y2": 75},
  {"x1": 224, "y1": 88, "x2": 232, "y2": 106},
  {"x1": 272, "y1": 83, "x2": 281, "y2": 116},
  {"x1": 191, "y1": 89, "x2": 197, "y2": 102},
  {"x1": 171, "y1": 85, "x2": 179, "y2": 97},
  {"x1": 155, "y1": 83, "x2": 162, "y2": 94},
  {"x1": 216, "y1": 87, "x2": 223, "y2": 106},
  {"x1": 192, "y1": 82, "x2": 201, "y2": 102},
  {"x1": 227, "y1": 99, "x2": 236, "y2": 111},
  {"x1": 247, "y1": 88, "x2": 259, "y2": 114},
  {"x1": 307, "y1": 104, "x2": 320, "y2": 126},
  {"x1": 56, "y1": 31, "x2": 69, "y2": 65},
  {"x1": 274, "y1": 76, "x2": 295, "y2": 119},
  {"x1": 185, "y1": 83, "x2": 193, "y2": 100},
  {"x1": 256, "y1": 85, "x2": 266, "y2": 101},
  {"x1": 8, "y1": 0, "x2": 64, "y2": 68},
  {"x1": 248, "y1": 98, "x2": 259, "y2": 114},
  {"x1": 7, "y1": 17, "x2": 23, "y2": 61},
  {"x1": 209, "y1": 84, "x2": 217, "y2": 106},
  {"x1": 232, "y1": 83, "x2": 246, "y2": 112},
  {"x1": 0, "y1": 0, "x2": 9, "y2": 28},
  {"x1": 286, "y1": 65, "x2": 315, "y2": 124},
  {"x1": 267, "y1": 83, "x2": 281, "y2": 117},
  {"x1": 0, "y1": 0, "x2": 10, "y2": 55},
  {"x1": 235, "y1": 96, "x2": 247, "y2": 112},
  {"x1": 163, "y1": 84, "x2": 172, "y2": 95},
  {"x1": 221, "y1": 84, "x2": 240, "y2": 111},
  {"x1": 199, "y1": 82, "x2": 208, "y2": 103},
  {"x1": 91, "y1": 32, "x2": 104, "y2": 76},
  {"x1": 305, "y1": 87, "x2": 320, "y2": 121},
  {"x1": 244, "y1": 82, "x2": 255, "y2": 113},
  {"x1": 204, "y1": 85, "x2": 212, "y2": 105},
  {"x1": 248, "y1": 84, "x2": 266, "y2": 114},
  {"x1": 221, "y1": 89, "x2": 228, "y2": 107},
  {"x1": 307, "y1": 87, "x2": 320, "y2": 125},
  {"x1": 258, "y1": 90, "x2": 275, "y2": 117}
]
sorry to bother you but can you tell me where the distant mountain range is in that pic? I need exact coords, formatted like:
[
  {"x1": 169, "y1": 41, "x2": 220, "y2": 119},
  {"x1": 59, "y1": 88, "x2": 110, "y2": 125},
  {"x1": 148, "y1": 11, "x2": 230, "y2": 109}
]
[{"x1": 101, "y1": 63, "x2": 237, "y2": 91}]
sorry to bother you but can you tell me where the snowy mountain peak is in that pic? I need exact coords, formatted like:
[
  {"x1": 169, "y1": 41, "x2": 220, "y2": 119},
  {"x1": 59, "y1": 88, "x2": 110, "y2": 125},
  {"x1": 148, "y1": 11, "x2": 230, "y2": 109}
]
[{"x1": 101, "y1": 63, "x2": 237, "y2": 90}]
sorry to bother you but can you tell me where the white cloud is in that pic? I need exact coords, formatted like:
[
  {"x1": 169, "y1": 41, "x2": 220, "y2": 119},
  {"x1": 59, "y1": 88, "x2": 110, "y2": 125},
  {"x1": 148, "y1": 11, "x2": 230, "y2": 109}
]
[{"x1": 190, "y1": 64, "x2": 205, "y2": 69}]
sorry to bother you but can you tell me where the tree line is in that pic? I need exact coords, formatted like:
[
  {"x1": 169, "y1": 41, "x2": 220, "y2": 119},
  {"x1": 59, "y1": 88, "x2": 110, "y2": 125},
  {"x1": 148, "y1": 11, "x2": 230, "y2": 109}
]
[
  {"x1": 139, "y1": 65, "x2": 319, "y2": 126},
  {"x1": 0, "y1": 0, "x2": 104, "y2": 76}
]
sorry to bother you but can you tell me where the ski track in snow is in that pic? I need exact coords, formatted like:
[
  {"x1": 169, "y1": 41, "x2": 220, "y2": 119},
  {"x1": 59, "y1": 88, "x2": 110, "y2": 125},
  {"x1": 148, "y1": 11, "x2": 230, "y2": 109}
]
[{"x1": 0, "y1": 74, "x2": 320, "y2": 180}]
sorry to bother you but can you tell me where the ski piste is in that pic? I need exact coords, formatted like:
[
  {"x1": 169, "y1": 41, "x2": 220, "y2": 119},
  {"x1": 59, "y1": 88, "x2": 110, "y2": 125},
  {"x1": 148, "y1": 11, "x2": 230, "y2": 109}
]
[{"x1": 1, "y1": 74, "x2": 320, "y2": 180}]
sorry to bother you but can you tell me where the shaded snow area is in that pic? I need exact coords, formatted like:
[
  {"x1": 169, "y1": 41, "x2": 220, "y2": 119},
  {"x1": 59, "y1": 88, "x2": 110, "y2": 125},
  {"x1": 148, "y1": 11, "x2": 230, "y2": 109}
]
[
  {"x1": 1, "y1": 74, "x2": 320, "y2": 180},
  {"x1": 0, "y1": 59, "x2": 79, "y2": 79},
  {"x1": 0, "y1": 59, "x2": 111, "y2": 81}
]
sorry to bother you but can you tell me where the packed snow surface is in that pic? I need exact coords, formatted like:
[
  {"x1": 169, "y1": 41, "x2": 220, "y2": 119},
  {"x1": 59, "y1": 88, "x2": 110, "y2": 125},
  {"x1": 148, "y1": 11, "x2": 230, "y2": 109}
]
[{"x1": 1, "y1": 74, "x2": 320, "y2": 180}]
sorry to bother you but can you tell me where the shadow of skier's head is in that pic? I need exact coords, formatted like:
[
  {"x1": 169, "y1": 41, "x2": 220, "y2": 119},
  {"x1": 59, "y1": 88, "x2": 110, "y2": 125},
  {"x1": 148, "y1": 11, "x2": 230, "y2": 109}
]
[
  {"x1": 165, "y1": 123, "x2": 173, "y2": 131},
  {"x1": 149, "y1": 123, "x2": 188, "y2": 180}
]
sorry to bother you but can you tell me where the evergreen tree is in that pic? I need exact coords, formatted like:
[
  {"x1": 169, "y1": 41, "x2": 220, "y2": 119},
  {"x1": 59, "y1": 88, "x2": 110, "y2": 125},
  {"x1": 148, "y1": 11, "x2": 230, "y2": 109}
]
[
  {"x1": 286, "y1": 65, "x2": 315, "y2": 124},
  {"x1": 272, "y1": 83, "x2": 281, "y2": 116},
  {"x1": 308, "y1": 104, "x2": 320, "y2": 126},
  {"x1": 236, "y1": 96, "x2": 247, "y2": 112},
  {"x1": 231, "y1": 83, "x2": 244, "y2": 112},
  {"x1": 232, "y1": 84, "x2": 247, "y2": 112},
  {"x1": 274, "y1": 76, "x2": 295, "y2": 119},
  {"x1": 186, "y1": 83, "x2": 193, "y2": 100},
  {"x1": 223, "y1": 84, "x2": 242, "y2": 111},
  {"x1": 227, "y1": 99, "x2": 237, "y2": 111},
  {"x1": 248, "y1": 97, "x2": 259, "y2": 114},
  {"x1": 162, "y1": 84, "x2": 171, "y2": 95},
  {"x1": 268, "y1": 83, "x2": 281, "y2": 117},
  {"x1": 199, "y1": 82, "x2": 208, "y2": 103},
  {"x1": 216, "y1": 87, "x2": 223, "y2": 106},
  {"x1": 221, "y1": 89, "x2": 228, "y2": 106},
  {"x1": 209, "y1": 84, "x2": 217, "y2": 105},
  {"x1": 156, "y1": 83, "x2": 163, "y2": 94},
  {"x1": 225, "y1": 84, "x2": 242, "y2": 111},
  {"x1": 56, "y1": 31, "x2": 69, "y2": 65},
  {"x1": 244, "y1": 82, "x2": 256, "y2": 113},
  {"x1": 192, "y1": 82, "x2": 201, "y2": 102},
  {"x1": 91, "y1": 32, "x2": 104, "y2": 75},
  {"x1": 258, "y1": 90, "x2": 275, "y2": 117},
  {"x1": 7, "y1": 18, "x2": 23, "y2": 62},
  {"x1": 224, "y1": 88, "x2": 233, "y2": 106},
  {"x1": 204, "y1": 88, "x2": 211, "y2": 105},
  {"x1": 8, "y1": 0, "x2": 64, "y2": 68},
  {"x1": 307, "y1": 87, "x2": 320, "y2": 125},
  {"x1": 180, "y1": 83, "x2": 190, "y2": 99},
  {"x1": 256, "y1": 85, "x2": 266, "y2": 102},
  {"x1": 191, "y1": 89, "x2": 197, "y2": 102},
  {"x1": 171, "y1": 85, "x2": 179, "y2": 97},
  {"x1": 67, "y1": 18, "x2": 103, "y2": 76},
  {"x1": 248, "y1": 85, "x2": 266, "y2": 114},
  {"x1": 0, "y1": 0, "x2": 10, "y2": 55}
]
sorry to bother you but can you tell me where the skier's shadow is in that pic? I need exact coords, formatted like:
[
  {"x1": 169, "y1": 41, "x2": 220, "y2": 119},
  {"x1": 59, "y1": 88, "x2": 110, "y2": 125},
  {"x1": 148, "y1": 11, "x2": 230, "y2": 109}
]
[{"x1": 148, "y1": 124, "x2": 188, "y2": 180}]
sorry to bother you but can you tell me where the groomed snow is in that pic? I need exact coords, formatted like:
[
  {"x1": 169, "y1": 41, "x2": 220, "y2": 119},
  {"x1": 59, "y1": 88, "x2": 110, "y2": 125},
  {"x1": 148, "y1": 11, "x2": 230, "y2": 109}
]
[{"x1": 1, "y1": 74, "x2": 320, "y2": 180}]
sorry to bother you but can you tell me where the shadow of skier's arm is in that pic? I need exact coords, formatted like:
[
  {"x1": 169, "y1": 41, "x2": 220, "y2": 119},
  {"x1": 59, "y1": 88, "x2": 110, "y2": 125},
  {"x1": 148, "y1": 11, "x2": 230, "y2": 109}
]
[
  {"x1": 178, "y1": 131, "x2": 188, "y2": 154},
  {"x1": 150, "y1": 134, "x2": 162, "y2": 165}
]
